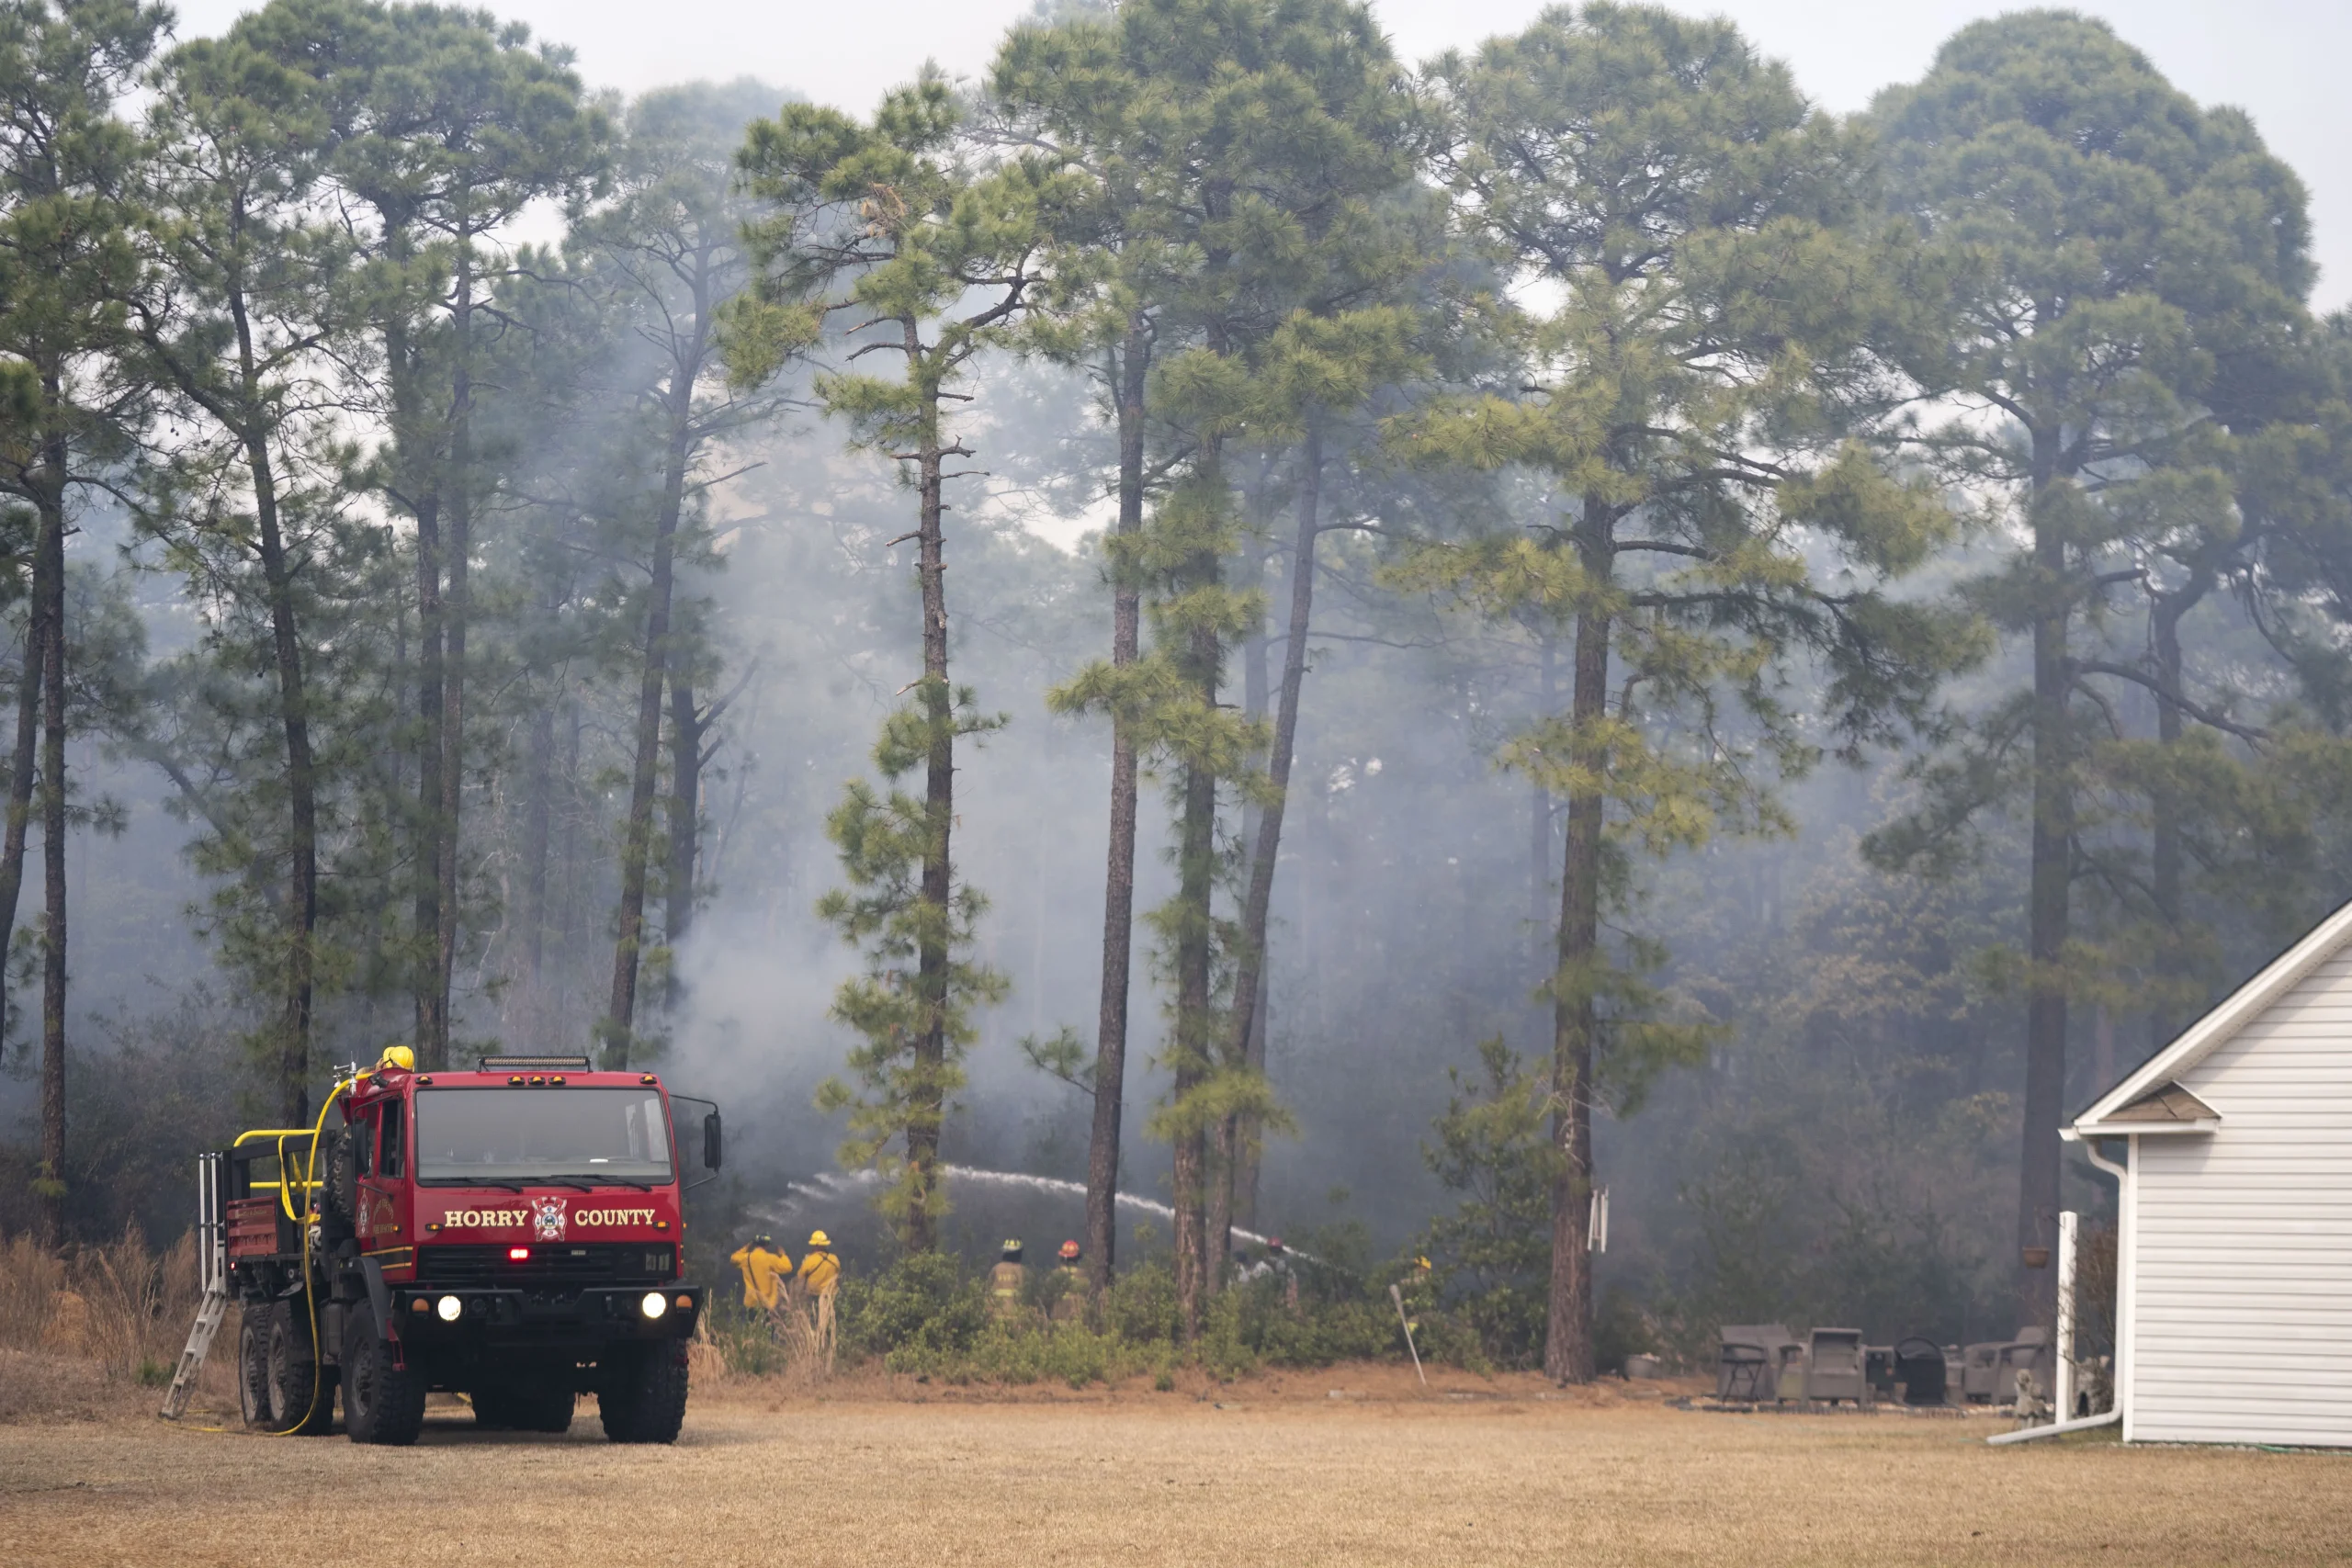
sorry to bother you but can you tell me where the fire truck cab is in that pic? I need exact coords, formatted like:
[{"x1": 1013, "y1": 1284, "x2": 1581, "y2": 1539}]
[{"x1": 215, "y1": 1050, "x2": 719, "y2": 1445}]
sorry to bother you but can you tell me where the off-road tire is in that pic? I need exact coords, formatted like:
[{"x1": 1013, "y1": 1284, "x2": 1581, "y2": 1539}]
[
  {"x1": 236, "y1": 1309, "x2": 272, "y2": 1429},
  {"x1": 266, "y1": 1299, "x2": 333, "y2": 1434},
  {"x1": 322, "y1": 1127, "x2": 358, "y2": 1224},
  {"x1": 597, "y1": 1341, "x2": 688, "y2": 1444},
  {"x1": 476, "y1": 1382, "x2": 574, "y2": 1434},
  {"x1": 342, "y1": 1303, "x2": 426, "y2": 1446}
]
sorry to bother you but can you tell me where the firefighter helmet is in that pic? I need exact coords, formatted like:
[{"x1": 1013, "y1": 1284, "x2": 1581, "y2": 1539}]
[
  {"x1": 379, "y1": 1045, "x2": 415, "y2": 1071},
  {"x1": 807, "y1": 1230, "x2": 831, "y2": 1249}
]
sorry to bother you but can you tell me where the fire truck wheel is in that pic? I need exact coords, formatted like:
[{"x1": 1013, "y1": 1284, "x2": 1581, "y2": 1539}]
[
  {"x1": 342, "y1": 1303, "x2": 427, "y2": 1447},
  {"x1": 236, "y1": 1310, "x2": 272, "y2": 1429},
  {"x1": 265, "y1": 1300, "x2": 332, "y2": 1435},
  {"x1": 322, "y1": 1127, "x2": 357, "y2": 1224},
  {"x1": 597, "y1": 1341, "x2": 688, "y2": 1444}
]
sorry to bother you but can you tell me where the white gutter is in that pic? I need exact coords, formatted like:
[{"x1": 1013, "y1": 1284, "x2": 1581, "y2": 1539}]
[
  {"x1": 2071, "y1": 1133, "x2": 2126, "y2": 1181},
  {"x1": 1985, "y1": 1408, "x2": 2120, "y2": 1445},
  {"x1": 2055, "y1": 1128, "x2": 2131, "y2": 1441}
]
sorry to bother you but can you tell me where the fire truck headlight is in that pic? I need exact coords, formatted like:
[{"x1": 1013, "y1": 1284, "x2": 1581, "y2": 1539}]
[
  {"x1": 639, "y1": 1292, "x2": 666, "y2": 1320},
  {"x1": 435, "y1": 1294, "x2": 462, "y2": 1322}
]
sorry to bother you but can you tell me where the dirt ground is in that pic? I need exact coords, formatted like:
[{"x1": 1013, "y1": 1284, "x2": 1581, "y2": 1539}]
[{"x1": 5, "y1": 1367, "x2": 2348, "y2": 1566}]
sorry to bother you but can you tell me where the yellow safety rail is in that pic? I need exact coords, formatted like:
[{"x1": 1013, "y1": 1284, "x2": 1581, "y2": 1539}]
[{"x1": 231, "y1": 1127, "x2": 323, "y2": 1221}]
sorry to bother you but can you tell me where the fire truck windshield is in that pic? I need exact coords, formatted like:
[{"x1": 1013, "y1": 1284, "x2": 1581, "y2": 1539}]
[{"x1": 413, "y1": 1087, "x2": 674, "y2": 1185}]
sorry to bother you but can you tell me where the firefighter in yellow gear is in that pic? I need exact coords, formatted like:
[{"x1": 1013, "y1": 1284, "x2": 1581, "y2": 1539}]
[
  {"x1": 797, "y1": 1231, "x2": 842, "y2": 1298},
  {"x1": 1050, "y1": 1239, "x2": 1084, "y2": 1324},
  {"x1": 729, "y1": 1234, "x2": 794, "y2": 1312},
  {"x1": 990, "y1": 1239, "x2": 1027, "y2": 1320},
  {"x1": 797, "y1": 1230, "x2": 842, "y2": 1367}
]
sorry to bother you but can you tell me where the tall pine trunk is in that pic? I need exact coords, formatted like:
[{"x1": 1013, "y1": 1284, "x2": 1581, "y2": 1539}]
[
  {"x1": 2147, "y1": 577, "x2": 2202, "y2": 1052},
  {"x1": 604, "y1": 413, "x2": 691, "y2": 1066},
  {"x1": 1230, "y1": 542, "x2": 1272, "y2": 1241},
  {"x1": 905, "y1": 334, "x2": 956, "y2": 1255},
  {"x1": 2018, "y1": 451, "x2": 2071, "y2": 1333},
  {"x1": 1530, "y1": 636, "x2": 1555, "y2": 1055},
  {"x1": 1085, "y1": 320, "x2": 1149, "y2": 1292},
  {"x1": 234, "y1": 293, "x2": 320, "y2": 1130},
  {"x1": 434, "y1": 246, "x2": 477, "y2": 1066},
  {"x1": 1542, "y1": 498, "x2": 1611, "y2": 1384},
  {"x1": 516, "y1": 696, "x2": 553, "y2": 1049},
  {"x1": 34, "y1": 418, "x2": 66, "y2": 1251},
  {"x1": 0, "y1": 504, "x2": 51, "y2": 1064},
  {"x1": 397, "y1": 258, "x2": 447, "y2": 1070},
  {"x1": 1171, "y1": 443, "x2": 1225, "y2": 1338},
  {"x1": 1218, "y1": 427, "x2": 1324, "y2": 1261},
  {"x1": 667, "y1": 672, "x2": 702, "y2": 954}
]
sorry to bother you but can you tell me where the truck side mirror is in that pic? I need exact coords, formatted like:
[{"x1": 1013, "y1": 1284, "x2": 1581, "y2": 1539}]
[{"x1": 703, "y1": 1110, "x2": 722, "y2": 1171}]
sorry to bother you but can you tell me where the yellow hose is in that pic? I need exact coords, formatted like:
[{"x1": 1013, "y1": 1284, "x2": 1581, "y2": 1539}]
[{"x1": 266, "y1": 1075, "x2": 353, "y2": 1438}]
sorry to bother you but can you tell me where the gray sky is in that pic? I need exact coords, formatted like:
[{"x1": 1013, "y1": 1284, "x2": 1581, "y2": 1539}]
[{"x1": 173, "y1": 0, "x2": 2352, "y2": 310}]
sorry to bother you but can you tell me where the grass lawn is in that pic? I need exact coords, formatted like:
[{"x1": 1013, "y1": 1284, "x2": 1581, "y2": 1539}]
[{"x1": 3, "y1": 1371, "x2": 2345, "y2": 1566}]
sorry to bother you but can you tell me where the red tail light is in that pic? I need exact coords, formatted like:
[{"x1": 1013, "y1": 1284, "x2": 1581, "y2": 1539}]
[{"x1": 507, "y1": 1246, "x2": 530, "y2": 1262}]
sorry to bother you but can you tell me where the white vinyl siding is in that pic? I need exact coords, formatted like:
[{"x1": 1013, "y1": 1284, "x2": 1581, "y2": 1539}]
[{"x1": 2128, "y1": 949, "x2": 2352, "y2": 1446}]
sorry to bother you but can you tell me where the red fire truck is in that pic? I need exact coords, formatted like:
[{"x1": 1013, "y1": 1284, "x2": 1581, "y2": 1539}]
[{"x1": 209, "y1": 1050, "x2": 719, "y2": 1445}]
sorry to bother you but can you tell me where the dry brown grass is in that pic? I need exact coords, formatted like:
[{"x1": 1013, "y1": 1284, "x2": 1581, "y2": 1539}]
[
  {"x1": 0, "y1": 1228, "x2": 241, "y2": 1419},
  {"x1": 2, "y1": 1377, "x2": 2346, "y2": 1566}
]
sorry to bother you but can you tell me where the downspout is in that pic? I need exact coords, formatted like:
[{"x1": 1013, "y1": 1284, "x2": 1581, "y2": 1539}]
[
  {"x1": 2004, "y1": 1126, "x2": 2129, "y2": 1449},
  {"x1": 2071, "y1": 1131, "x2": 2126, "y2": 1183},
  {"x1": 1985, "y1": 1407, "x2": 2120, "y2": 1445}
]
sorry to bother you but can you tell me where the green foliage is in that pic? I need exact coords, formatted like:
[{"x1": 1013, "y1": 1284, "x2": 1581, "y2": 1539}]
[
  {"x1": 1589, "y1": 1288, "x2": 1655, "y2": 1377},
  {"x1": 814, "y1": 685, "x2": 1009, "y2": 1246},
  {"x1": 834, "y1": 1250, "x2": 991, "y2": 1361},
  {"x1": 1397, "y1": 10, "x2": 1979, "y2": 1375},
  {"x1": 821, "y1": 1235, "x2": 1420, "y2": 1387},
  {"x1": 1101, "y1": 1255, "x2": 1180, "y2": 1342},
  {"x1": 1410, "y1": 1038, "x2": 1558, "y2": 1370}
]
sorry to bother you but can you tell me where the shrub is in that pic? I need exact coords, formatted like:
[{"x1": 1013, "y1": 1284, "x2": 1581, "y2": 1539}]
[
  {"x1": 1409, "y1": 1039, "x2": 1558, "y2": 1371},
  {"x1": 835, "y1": 1251, "x2": 989, "y2": 1360},
  {"x1": 887, "y1": 1321, "x2": 1166, "y2": 1388},
  {"x1": 1102, "y1": 1258, "x2": 1179, "y2": 1343}
]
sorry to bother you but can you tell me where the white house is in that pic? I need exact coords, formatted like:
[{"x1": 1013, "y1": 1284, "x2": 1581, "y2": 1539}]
[{"x1": 2068, "y1": 899, "x2": 2352, "y2": 1447}]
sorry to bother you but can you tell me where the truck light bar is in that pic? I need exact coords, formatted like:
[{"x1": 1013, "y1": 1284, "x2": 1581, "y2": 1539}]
[{"x1": 478, "y1": 1055, "x2": 593, "y2": 1070}]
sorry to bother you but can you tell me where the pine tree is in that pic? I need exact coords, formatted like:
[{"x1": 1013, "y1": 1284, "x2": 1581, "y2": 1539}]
[
  {"x1": 123, "y1": 28, "x2": 361, "y2": 1126},
  {"x1": 0, "y1": 0, "x2": 167, "y2": 1247},
  {"x1": 239, "y1": 0, "x2": 608, "y2": 1067},
  {"x1": 731, "y1": 72, "x2": 1067, "y2": 1249},
  {"x1": 576, "y1": 81, "x2": 786, "y2": 1067},
  {"x1": 1012, "y1": 0, "x2": 1421, "y2": 1336},
  {"x1": 1867, "y1": 10, "x2": 2315, "y2": 1328},
  {"x1": 1417, "y1": 2, "x2": 1971, "y2": 1380}
]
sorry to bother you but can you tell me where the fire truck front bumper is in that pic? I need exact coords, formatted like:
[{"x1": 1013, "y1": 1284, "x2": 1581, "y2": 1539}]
[{"x1": 390, "y1": 1283, "x2": 703, "y2": 1341}]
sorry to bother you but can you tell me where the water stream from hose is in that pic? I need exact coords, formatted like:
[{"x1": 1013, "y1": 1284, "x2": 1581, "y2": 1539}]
[{"x1": 756, "y1": 1164, "x2": 1304, "y2": 1258}]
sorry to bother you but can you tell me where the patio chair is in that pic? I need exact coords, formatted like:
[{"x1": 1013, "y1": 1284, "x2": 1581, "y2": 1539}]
[
  {"x1": 1865, "y1": 1345, "x2": 1899, "y2": 1402},
  {"x1": 1717, "y1": 1340, "x2": 1772, "y2": 1402},
  {"x1": 1804, "y1": 1327, "x2": 1868, "y2": 1404},
  {"x1": 1962, "y1": 1341, "x2": 2005, "y2": 1403},
  {"x1": 1717, "y1": 1325, "x2": 1795, "y2": 1402}
]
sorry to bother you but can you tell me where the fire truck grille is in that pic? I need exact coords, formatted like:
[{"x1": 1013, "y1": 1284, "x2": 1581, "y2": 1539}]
[{"x1": 414, "y1": 1243, "x2": 675, "y2": 1285}]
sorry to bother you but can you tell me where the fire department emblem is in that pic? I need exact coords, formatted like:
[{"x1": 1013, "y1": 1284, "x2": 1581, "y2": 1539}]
[{"x1": 530, "y1": 1196, "x2": 567, "y2": 1241}]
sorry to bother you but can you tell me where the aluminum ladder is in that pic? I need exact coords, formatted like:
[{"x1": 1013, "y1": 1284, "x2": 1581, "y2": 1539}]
[{"x1": 160, "y1": 1152, "x2": 227, "y2": 1420}]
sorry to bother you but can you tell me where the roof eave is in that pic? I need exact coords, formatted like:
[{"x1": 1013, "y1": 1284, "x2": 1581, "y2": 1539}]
[
  {"x1": 2070, "y1": 1118, "x2": 2220, "y2": 1139},
  {"x1": 2075, "y1": 897, "x2": 2352, "y2": 1126}
]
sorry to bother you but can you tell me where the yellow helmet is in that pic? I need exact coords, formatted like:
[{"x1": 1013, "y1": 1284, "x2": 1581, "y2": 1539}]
[
  {"x1": 807, "y1": 1230, "x2": 831, "y2": 1249},
  {"x1": 379, "y1": 1045, "x2": 416, "y2": 1071}
]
